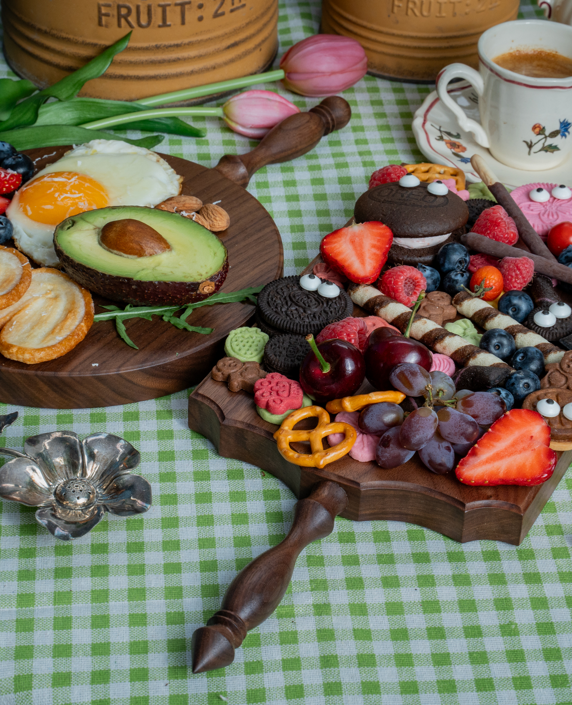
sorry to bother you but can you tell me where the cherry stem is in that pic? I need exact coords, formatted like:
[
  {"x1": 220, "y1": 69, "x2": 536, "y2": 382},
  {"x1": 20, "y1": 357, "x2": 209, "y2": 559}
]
[
  {"x1": 404, "y1": 290, "x2": 425, "y2": 339},
  {"x1": 306, "y1": 334, "x2": 331, "y2": 374}
]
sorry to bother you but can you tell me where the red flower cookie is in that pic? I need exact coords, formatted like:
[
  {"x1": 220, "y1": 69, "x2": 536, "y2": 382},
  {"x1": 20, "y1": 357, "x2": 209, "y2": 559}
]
[{"x1": 254, "y1": 373, "x2": 304, "y2": 415}]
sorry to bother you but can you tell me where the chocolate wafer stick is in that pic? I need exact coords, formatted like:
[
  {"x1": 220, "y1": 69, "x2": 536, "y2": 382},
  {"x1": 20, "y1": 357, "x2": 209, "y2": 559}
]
[
  {"x1": 470, "y1": 154, "x2": 556, "y2": 262},
  {"x1": 461, "y1": 232, "x2": 572, "y2": 286}
]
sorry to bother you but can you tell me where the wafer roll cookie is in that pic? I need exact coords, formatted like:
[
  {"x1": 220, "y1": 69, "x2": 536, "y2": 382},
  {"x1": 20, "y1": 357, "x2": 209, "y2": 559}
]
[
  {"x1": 349, "y1": 285, "x2": 509, "y2": 368},
  {"x1": 453, "y1": 292, "x2": 564, "y2": 365}
]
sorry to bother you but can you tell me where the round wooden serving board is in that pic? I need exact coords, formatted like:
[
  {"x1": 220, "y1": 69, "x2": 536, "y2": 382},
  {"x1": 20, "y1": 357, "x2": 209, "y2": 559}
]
[{"x1": 0, "y1": 147, "x2": 283, "y2": 409}]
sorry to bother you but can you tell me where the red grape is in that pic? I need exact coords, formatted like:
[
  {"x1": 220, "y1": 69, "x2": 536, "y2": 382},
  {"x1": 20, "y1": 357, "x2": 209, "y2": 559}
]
[
  {"x1": 399, "y1": 407, "x2": 438, "y2": 450},
  {"x1": 429, "y1": 370, "x2": 456, "y2": 401},
  {"x1": 437, "y1": 408, "x2": 479, "y2": 444},
  {"x1": 389, "y1": 363, "x2": 431, "y2": 396},
  {"x1": 455, "y1": 389, "x2": 473, "y2": 400},
  {"x1": 451, "y1": 425, "x2": 487, "y2": 456},
  {"x1": 375, "y1": 427, "x2": 415, "y2": 469},
  {"x1": 418, "y1": 431, "x2": 455, "y2": 474},
  {"x1": 456, "y1": 392, "x2": 505, "y2": 425},
  {"x1": 359, "y1": 402, "x2": 403, "y2": 434}
]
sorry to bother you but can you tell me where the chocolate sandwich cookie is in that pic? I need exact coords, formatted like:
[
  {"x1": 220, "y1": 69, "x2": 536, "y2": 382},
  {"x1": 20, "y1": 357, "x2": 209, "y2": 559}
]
[
  {"x1": 522, "y1": 388, "x2": 572, "y2": 450},
  {"x1": 354, "y1": 176, "x2": 469, "y2": 266},
  {"x1": 263, "y1": 334, "x2": 310, "y2": 379},
  {"x1": 526, "y1": 304, "x2": 572, "y2": 343},
  {"x1": 257, "y1": 276, "x2": 353, "y2": 337}
]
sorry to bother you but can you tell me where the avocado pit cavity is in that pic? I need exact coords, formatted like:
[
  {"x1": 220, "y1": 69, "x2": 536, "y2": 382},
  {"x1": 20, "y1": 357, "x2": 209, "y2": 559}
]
[{"x1": 99, "y1": 219, "x2": 172, "y2": 258}]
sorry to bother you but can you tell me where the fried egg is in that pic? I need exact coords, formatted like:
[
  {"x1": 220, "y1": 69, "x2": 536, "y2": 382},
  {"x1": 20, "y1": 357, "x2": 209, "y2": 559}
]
[{"x1": 7, "y1": 140, "x2": 182, "y2": 266}]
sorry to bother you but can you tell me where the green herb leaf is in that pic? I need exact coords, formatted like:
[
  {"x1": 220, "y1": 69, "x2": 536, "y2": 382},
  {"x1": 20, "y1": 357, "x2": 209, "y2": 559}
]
[
  {"x1": 0, "y1": 32, "x2": 132, "y2": 131},
  {"x1": 0, "y1": 125, "x2": 163, "y2": 151},
  {"x1": 163, "y1": 314, "x2": 213, "y2": 334},
  {"x1": 116, "y1": 318, "x2": 138, "y2": 349},
  {"x1": 0, "y1": 78, "x2": 37, "y2": 121},
  {"x1": 179, "y1": 286, "x2": 263, "y2": 321}
]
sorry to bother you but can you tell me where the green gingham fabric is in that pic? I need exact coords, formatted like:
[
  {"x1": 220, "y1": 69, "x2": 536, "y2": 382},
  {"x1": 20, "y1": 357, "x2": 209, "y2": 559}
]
[{"x1": 2, "y1": 1, "x2": 571, "y2": 704}]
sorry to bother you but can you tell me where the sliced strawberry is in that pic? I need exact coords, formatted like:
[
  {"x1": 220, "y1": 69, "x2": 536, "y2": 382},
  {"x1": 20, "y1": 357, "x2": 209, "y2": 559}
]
[
  {"x1": 0, "y1": 167, "x2": 22, "y2": 196},
  {"x1": 320, "y1": 221, "x2": 393, "y2": 285},
  {"x1": 0, "y1": 196, "x2": 10, "y2": 215},
  {"x1": 455, "y1": 409, "x2": 556, "y2": 486}
]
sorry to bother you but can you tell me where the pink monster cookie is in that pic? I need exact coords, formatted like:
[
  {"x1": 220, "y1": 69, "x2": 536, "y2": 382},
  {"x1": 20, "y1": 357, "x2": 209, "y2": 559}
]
[
  {"x1": 511, "y1": 182, "x2": 572, "y2": 239},
  {"x1": 254, "y1": 373, "x2": 304, "y2": 415},
  {"x1": 328, "y1": 411, "x2": 379, "y2": 462},
  {"x1": 430, "y1": 354, "x2": 456, "y2": 376}
]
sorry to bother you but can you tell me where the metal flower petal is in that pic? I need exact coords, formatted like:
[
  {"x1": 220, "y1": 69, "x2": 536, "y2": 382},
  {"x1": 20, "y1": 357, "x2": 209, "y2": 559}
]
[
  {"x1": 36, "y1": 504, "x2": 105, "y2": 541},
  {"x1": 24, "y1": 432, "x2": 84, "y2": 486},
  {"x1": 83, "y1": 433, "x2": 140, "y2": 489},
  {"x1": 0, "y1": 455, "x2": 53, "y2": 506},
  {"x1": 104, "y1": 473, "x2": 152, "y2": 516}
]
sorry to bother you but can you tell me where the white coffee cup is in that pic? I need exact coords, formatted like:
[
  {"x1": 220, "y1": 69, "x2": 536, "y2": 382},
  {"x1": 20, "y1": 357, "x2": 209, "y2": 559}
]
[
  {"x1": 539, "y1": 0, "x2": 572, "y2": 25},
  {"x1": 436, "y1": 20, "x2": 572, "y2": 171}
]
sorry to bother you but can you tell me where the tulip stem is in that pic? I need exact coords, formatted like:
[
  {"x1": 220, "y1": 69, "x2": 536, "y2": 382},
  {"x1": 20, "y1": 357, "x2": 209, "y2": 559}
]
[
  {"x1": 306, "y1": 334, "x2": 331, "y2": 374},
  {"x1": 136, "y1": 70, "x2": 286, "y2": 108},
  {"x1": 81, "y1": 107, "x2": 223, "y2": 131},
  {"x1": 404, "y1": 291, "x2": 425, "y2": 339}
]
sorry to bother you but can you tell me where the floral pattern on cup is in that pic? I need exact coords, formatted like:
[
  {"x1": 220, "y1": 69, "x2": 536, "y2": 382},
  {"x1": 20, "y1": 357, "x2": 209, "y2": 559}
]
[
  {"x1": 524, "y1": 119, "x2": 571, "y2": 156},
  {"x1": 433, "y1": 125, "x2": 472, "y2": 164}
]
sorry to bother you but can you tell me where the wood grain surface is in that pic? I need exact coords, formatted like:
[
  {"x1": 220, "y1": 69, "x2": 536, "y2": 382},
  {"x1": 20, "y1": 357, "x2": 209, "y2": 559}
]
[{"x1": 0, "y1": 147, "x2": 283, "y2": 409}]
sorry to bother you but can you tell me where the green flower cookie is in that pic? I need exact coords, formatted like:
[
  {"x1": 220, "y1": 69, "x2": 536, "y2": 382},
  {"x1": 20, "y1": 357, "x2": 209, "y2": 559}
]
[
  {"x1": 467, "y1": 182, "x2": 513, "y2": 202},
  {"x1": 445, "y1": 319, "x2": 482, "y2": 346},
  {"x1": 224, "y1": 327, "x2": 269, "y2": 363},
  {"x1": 256, "y1": 394, "x2": 313, "y2": 425}
]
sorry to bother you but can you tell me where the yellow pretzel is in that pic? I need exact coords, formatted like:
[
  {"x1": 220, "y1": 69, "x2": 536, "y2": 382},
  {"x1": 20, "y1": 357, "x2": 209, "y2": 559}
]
[
  {"x1": 274, "y1": 406, "x2": 356, "y2": 469},
  {"x1": 326, "y1": 391, "x2": 405, "y2": 415},
  {"x1": 403, "y1": 162, "x2": 466, "y2": 191}
]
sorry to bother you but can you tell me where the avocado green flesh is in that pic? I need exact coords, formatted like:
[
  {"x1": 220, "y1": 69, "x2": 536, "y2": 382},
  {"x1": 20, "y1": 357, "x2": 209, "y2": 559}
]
[{"x1": 55, "y1": 206, "x2": 226, "y2": 282}]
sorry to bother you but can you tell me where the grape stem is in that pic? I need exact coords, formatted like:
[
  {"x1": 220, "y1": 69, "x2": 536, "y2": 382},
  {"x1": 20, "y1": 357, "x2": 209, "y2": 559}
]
[
  {"x1": 404, "y1": 291, "x2": 425, "y2": 338},
  {"x1": 424, "y1": 384, "x2": 458, "y2": 409},
  {"x1": 306, "y1": 334, "x2": 331, "y2": 374}
]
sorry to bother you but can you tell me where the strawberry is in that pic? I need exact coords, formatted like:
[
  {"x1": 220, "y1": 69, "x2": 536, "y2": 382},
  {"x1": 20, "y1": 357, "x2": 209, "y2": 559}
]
[
  {"x1": 369, "y1": 165, "x2": 407, "y2": 188},
  {"x1": 0, "y1": 196, "x2": 10, "y2": 215},
  {"x1": 499, "y1": 256, "x2": 534, "y2": 290},
  {"x1": 455, "y1": 409, "x2": 556, "y2": 486},
  {"x1": 320, "y1": 221, "x2": 393, "y2": 285},
  {"x1": 378, "y1": 265, "x2": 426, "y2": 307},
  {"x1": 472, "y1": 205, "x2": 518, "y2": 245},
  {"x1": 0, "y1": 167, "x2": 22, "y2": 196}
]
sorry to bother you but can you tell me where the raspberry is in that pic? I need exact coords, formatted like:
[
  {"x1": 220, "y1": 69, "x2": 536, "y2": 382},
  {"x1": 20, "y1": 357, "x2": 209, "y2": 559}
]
[
  {"x1": 472, "y1": 205, "x2": 518, "y2": 245},
  {"x1": 378, "y1": 266, "x2": 427, "y2": 307},
  {"x1": 316, "y1": 317, "x2": 369, "y2": 353},
  {"x1": 468, "y1": 253, "x2": 500, "y2": 273},
  {"x1": 499, "y1": 256, "x2": 534, "y2": 290},
  {"x1": 369, "y1": 165, "x2": 407, "y2": 189},
  {"x1": 0, "y1": 167, "x2": 22, "y2": 196},
  {"x1": 0, "y1": 196, "x2": 10, "y2": 215}
]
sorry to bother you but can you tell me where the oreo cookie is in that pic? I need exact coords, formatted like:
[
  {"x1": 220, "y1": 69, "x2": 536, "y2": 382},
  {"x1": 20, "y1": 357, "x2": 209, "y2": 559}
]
[
  {"x1": 263, "y1": 334, "x2": 310, "y2": 379},
  {"x1": 526, "y1": 305, "x2": 572, "y2": 342},
  {"x1": 257, "y1": 276, "x2": 353, "y2": 337}
]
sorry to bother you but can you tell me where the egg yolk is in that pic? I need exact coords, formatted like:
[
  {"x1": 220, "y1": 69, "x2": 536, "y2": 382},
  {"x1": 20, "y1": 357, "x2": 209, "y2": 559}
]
[{"x1": 19, "y1": 171, "x2": 109, "y2": 225}]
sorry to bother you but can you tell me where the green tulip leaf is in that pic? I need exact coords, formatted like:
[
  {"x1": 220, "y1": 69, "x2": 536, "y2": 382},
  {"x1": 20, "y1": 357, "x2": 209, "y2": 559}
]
[
  {"x1": 0, "y1": 125, "x2": 163, "y2": 151},
  {"x1": 0, "y1": 78, "x2": 37, "y2": 121}
]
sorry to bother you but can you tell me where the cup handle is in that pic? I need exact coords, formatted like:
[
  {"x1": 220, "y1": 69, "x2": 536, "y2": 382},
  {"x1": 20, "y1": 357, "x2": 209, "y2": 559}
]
[
  {"x1": 436, "y1": 63, "x2": 490, "y2": 149},
  {"x1": 537, "y1": 0, "x2": 553, "y2": 19}
]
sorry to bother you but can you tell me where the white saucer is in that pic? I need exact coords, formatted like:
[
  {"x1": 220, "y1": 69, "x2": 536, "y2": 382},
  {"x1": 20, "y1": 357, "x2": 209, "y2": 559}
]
[{"x1": 412, "y1": 81, "x2": 572, "y2": 188}]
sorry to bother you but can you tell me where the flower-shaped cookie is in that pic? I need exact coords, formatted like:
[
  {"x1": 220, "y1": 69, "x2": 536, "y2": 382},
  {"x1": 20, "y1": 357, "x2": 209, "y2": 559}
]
[
  {"x1": 254, "y1": 373, "x2": 304, "y2": 415},
  {"x1": 327, "y1": 411, "x2": 379, "y2": 462},
  {"x1": 0, "y1": 413, "x2": 151, "y2": 540},
  {"x1": 224, "y1": 327, "x2": 269, "y2": 363}
]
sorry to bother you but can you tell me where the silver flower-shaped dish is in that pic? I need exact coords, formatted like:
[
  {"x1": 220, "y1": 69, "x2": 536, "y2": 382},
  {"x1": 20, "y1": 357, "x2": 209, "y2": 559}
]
[{"x1": 0, "y1": 413, "x2": 151, "y2": 540}]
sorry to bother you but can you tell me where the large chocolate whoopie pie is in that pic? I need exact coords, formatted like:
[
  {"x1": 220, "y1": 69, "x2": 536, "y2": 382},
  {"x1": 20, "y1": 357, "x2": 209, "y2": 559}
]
[{"x1": 354, "y1": 180, "x2": 469, "y2": 266}]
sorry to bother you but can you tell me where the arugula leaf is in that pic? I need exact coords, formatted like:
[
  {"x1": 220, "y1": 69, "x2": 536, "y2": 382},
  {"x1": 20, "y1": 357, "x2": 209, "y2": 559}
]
[
  {"x1": 179, "y1": 286, "x2": 263, "y2": 321},
  {"x1": 0, "y1": 125, "x2": 163, "y2": 151},
  {"x1": 116, "y1": 318, "x2": 138, "y2": 349},
  {"x1": 0, "y1": 78, "x2": 37, "y2": 121},
  {"x1": 163, "y1": 314, "x2": 213, "y2": 334},
  {"x1": 0, "y1": 32, "x2": 132, "y2": 131}
]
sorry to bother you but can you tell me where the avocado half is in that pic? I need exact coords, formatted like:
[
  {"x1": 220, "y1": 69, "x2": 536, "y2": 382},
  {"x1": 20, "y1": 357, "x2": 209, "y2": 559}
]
[{"x1": 54, "y1": 206, "x2": 229, "y2": 306}]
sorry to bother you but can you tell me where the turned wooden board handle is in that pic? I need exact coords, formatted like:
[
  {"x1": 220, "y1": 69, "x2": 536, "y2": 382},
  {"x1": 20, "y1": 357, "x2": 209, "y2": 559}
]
[
  {"x1": 191, "y1": 481, "x2": 348, "y2": 673},
  {"x1": 214, "y1": 96, "x2": 352, "y2": 187}
]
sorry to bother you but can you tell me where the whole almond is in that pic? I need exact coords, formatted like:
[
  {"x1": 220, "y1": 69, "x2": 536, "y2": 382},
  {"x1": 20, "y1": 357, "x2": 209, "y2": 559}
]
[
  {"x1": 194, "y1": 204, "x2": 230, "y2": 232},
  {"x1": 155, "y1": 195, "x2": 203, "y2": 214}
]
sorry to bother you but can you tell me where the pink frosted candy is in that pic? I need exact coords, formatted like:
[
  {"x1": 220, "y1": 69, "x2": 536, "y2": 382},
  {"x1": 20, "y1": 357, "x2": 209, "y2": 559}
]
[
  {"x1": 430, "y1": 353, "x2": 456, "y2": 376},
  {"x1": 362, "y1": 316, "x2": 400, "y2": 337},
  {"x1": 511, "y1": 182, "x2": 572, "y2": 239},
  {"x1": 327, "y1": 411, "x2": 380, "y2": 463},
  {"x1": 442, "y1": 178, "x2": 469, "y2": 201}
]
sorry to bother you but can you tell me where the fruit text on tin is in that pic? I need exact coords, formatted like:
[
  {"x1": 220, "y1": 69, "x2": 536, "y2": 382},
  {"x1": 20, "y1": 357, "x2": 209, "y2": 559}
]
[
  {"x1": 97, "y1": 0, "x2": 246, "y2": 28},
  {"x1": 390, "y1": 0, "x2": 500, "y2": 18}
]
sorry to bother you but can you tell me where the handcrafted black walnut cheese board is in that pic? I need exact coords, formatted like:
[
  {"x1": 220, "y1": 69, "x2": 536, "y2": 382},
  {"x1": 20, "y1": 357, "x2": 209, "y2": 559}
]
[{"x1": 0, "y1": 97, "x2": 351, "y2": 409}]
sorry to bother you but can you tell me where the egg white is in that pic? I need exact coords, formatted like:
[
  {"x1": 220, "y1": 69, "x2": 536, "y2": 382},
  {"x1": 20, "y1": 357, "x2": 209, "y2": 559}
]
[{"x1": 7, "y1": 140, "x2": 182, "y2": 266}]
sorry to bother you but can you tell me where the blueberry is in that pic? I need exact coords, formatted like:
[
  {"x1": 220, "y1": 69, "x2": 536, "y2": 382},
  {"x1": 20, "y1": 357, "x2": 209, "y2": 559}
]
[
  {"x1": 498, "y1": 290, "x2": 534, "y2": 323},
  {"x1": 511, "y1": 347, "x2": 545, "y2": 378},
  {"x1": 0, "y1": 216, "x2": 13, "y2": 245},
  {"x1": 441, "y1": 269, "x2": 470, "y2": 296},
  {"x1": 1, "y1": 153, "x2": 34, "y2": 184},
  {"x1": 505, "y1": 370, "x2": 541, "y2": 404},
  {"x1": 479, "y1": 328, "x2": 515, "y2": 360},
  {"x1": 558, "y1": 246, "x2": 572, "y2": 267},
  {"x1": 417, "y1": 264, "x2": 440, "y2": 292},
  {"x1": 488, "y1": 387, "x2": 514, "y2": 411},
  {"x1": 0, "y1": 141, "x2": 16, "y2": 166},
  {"x1": 436, "y1": 242, "x2": 470, "y2": 274}
]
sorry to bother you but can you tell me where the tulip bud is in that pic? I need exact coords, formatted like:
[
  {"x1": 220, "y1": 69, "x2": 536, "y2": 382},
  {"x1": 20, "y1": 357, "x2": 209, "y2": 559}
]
[
  {"x1": 279, "y1": 35, "x2": 368, "y2": 97},
  {"x1": 222, "y1": 90, "x2": 300, "y2": 139}
]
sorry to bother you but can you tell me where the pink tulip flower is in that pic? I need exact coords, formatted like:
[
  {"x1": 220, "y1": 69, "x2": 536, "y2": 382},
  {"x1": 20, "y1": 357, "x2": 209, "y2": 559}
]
[
  {"x1": 280, "y1": 35, "x2": 368, "y2": 97},
  {"x1": 222, "y1": 90, "x2": 300, "y2": 139}
]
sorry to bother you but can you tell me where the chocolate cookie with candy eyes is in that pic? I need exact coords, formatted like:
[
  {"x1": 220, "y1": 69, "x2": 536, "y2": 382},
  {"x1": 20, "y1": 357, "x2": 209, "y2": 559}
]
[
  {"x1": 526, "y1": 302, "x2": 572, "y2": 342},
  {"x1": 522, "y1": 388, "x2": 572, "y2": 450},
  {"x1": 541, "y1": 351, "x2": 572, "y2": 390}
]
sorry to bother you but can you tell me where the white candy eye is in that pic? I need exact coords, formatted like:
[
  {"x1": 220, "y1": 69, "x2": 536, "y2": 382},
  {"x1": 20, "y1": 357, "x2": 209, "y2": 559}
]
[
  {"x1": 536, "y1": 398, "x2": 561, "y2": 418},
  {"x1": 317, "y1": 280, "x2": 340, "y2": 298},
  {"x1": 552, "y1": 184, "x2": 572, "y2": 200},
  {"x1": 529, "y1": 187, "x2": 550, "y2": 203},
  {"x1": 533, "y1": 309, "x2": 557, "y2": 327},
  {"x1": 300, "y1": 273, "x2": 321, "y2": 291},
  {"x1": 399, "y1": 174, "x2": 420, "y2": 188},
  {"x1": 549, "y1": 302, "x2": 572, "y2": 318},
  {"x1": 427, "y1": 180, "x2": 449, "y2": 196},
  {"x1": 563, "y1": 402, "x2": 572, "y2": 420}
]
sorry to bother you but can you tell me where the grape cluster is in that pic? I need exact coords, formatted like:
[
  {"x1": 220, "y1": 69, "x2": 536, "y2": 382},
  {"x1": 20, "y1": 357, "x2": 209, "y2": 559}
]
[{"x1": 360, "y1": 363, "x2": 505, "y2": 474}]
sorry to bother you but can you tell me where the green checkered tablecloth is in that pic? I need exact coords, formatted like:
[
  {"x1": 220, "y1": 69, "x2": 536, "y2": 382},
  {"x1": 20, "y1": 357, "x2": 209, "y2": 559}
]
[{"x1": 2, "y1": 1, "x2": 571, "y2": 704}]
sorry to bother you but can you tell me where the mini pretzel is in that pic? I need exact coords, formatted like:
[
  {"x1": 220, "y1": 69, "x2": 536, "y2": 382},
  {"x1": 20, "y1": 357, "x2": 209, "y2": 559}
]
[
  {"x1": 326, "y1": 391, "x2": 405, "y2": 415},
  {"x1": 274, "y1": 406, "x2": 356, "y2": 469},
  {"x1": 403, "y1": 162, "x2": 466, "y2": 191}
]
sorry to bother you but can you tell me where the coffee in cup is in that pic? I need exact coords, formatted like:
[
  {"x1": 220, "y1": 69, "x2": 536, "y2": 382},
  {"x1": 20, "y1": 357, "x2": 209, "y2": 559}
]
[{"x1": 493, "y1": 49, "x2": 572, "y2": 79}]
